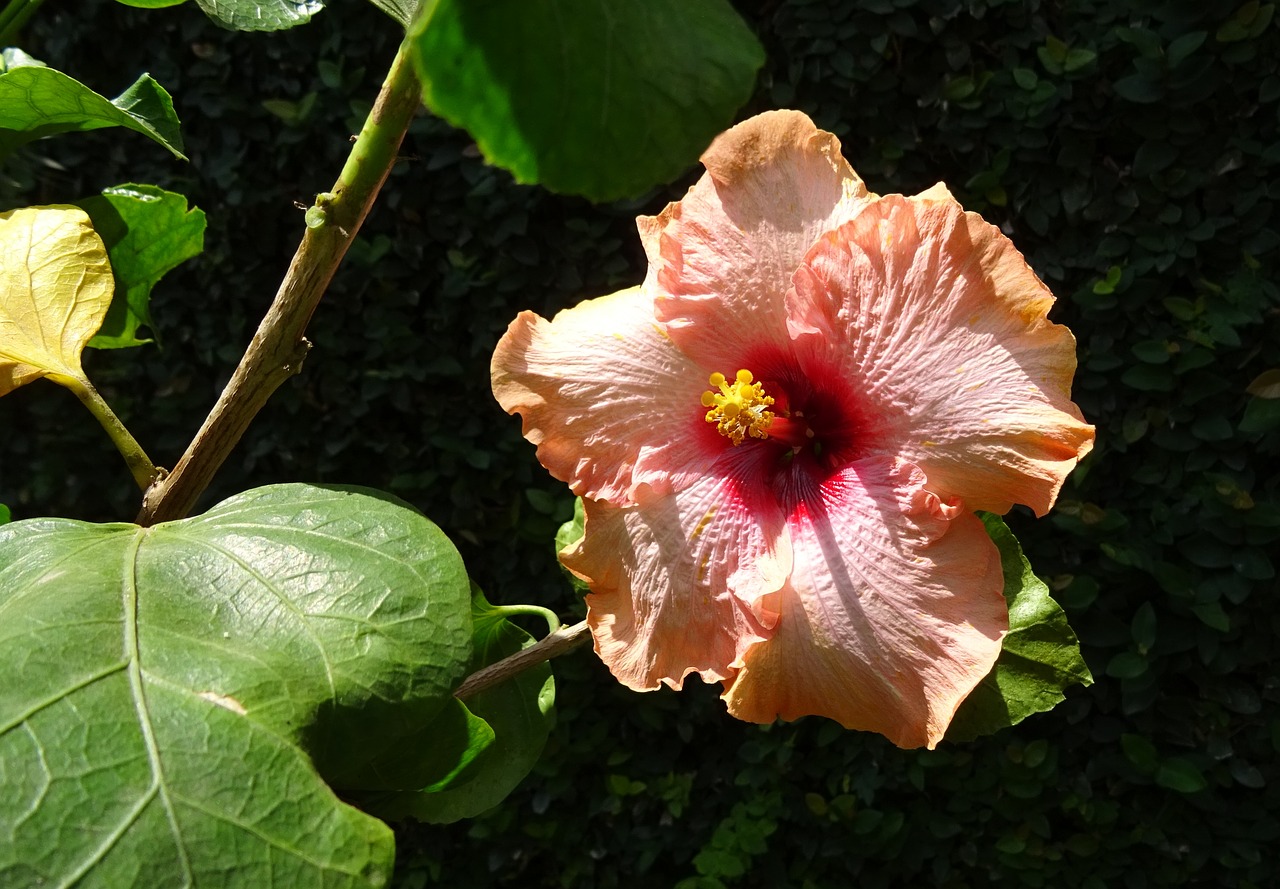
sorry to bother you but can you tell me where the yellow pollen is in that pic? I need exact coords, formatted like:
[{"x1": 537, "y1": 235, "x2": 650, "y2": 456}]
[{"x1": 701, "y1": 369, "x2": 775, "y2": 445}]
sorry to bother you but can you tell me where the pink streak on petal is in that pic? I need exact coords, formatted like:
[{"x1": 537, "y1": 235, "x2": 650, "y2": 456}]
[
  {"x1": 491, "y1": 286, "x2": 718, "y2": 505},
  {"x1": 787, "y1": 190, "x2": 1095, "y2": 516},
  {"x1": 721, "y1": 457, "x2": 1006, "y2": 749},
  {"x1": 564, "y1": 449, "x2": 792, "y2": 692},
  {"x1": 640, "y1": 110, "x2": 873, "y2": 371}
]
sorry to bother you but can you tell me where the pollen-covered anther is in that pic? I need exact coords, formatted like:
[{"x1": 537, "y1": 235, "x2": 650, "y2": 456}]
[{"x1": 701, "y1": 369, "x2": 775, "y2": 445}]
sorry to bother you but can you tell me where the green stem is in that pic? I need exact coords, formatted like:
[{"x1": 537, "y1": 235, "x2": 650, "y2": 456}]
[
  {"x1": 0, "y1": 0, "x2": 47, "y2": 45},
  {"x1": 135, "y1": 37, "x2": 422, "y2": 526},
  {"x1": 489, "y1": 604, "x2": 563, "y2": 634},
  {"x1": 454, "y1": 620, "x2": 592, "y2": 701},
  {"x1": 55, "y1": 373, "x2": 158, "y2": 492}
]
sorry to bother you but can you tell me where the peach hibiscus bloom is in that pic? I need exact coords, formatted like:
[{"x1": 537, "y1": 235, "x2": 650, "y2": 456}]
[{"x1": 492, "y1": 110, "x2": 1094, "y2": 748}]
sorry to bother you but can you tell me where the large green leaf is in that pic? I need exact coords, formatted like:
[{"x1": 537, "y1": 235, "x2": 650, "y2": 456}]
[
  {"x1": 0, "y1": 484, "x2": 475, "y2": 887},
  {"x1": 0, "y1": 49, "x2": 184, "y2": 159},
  {"x1": 946, "y1": 514, "x2": 1093, "y2": 742},
  {"x1": 192, "y1": 0, "x2": 323, "y2": 31},
  {"x1": 411, "y1": 0, "x2": 766, "y2": 201},
  {"x1": 357, "y1": 586, "x2": 556, "y2": 823},
  {"x1": 78, "y1": 184, "x2": 207, "y2": 349}
]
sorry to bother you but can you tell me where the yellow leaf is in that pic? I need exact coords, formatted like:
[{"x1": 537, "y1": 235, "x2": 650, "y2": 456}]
[
  {"x1": 1, "y1": 205, "x2": 112, "y2": 396},
  {"x1": 1246, "y1": 368, "x2": 1280, "y2": 399}
]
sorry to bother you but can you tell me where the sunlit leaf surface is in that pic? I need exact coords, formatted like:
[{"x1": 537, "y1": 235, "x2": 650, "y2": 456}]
[
  {"x1": 0, "y1": 205, "x2": 112, "y2": 396},
  {"x1": 412, "y1": 0, "x2": 765, "y2": 201},
  {"x1": 0, "y1": 484, "x2": 475, "y2": 887},
  {"x1": 0, "y1": 49, "x2": 184, "y2": 158},
  {"x1": 946, "y1": 514, "x2": 1093, "y2": 741}
]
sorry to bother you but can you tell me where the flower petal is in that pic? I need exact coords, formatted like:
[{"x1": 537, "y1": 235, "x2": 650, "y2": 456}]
[
  {"x1": 640, "y1": 110, "x2": 872, "y2": 370},
  {"x1": 563, "y1": 453, "x2": 792, "y2": 691},
  {"x1": 491, "y1": 286, "x2": 717, "y2": 504},
  {"x1": 721, "y1": 457, "x2": 1005, "y2": 748},
  {"x1": 787, "y1": 188, "x2": 1094, "y2": 515}
]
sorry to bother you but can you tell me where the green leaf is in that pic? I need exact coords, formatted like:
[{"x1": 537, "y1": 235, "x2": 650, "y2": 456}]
[
  {"x1": 78, "y1": 184, "x2": 206, "y2": 349},
  {"x1": 1115, "y1": 26, "x2": 1162, "y2": 57},
  {"x1": 1121, "y1": 733, "x2": 1158, "y2": 772},
  {"x1": 995, "y1": 834, "x2": 1025, "y2": 854},
  {"x1": 365, "y1": 0, "x2": 419, "y2": 27},
  {"x1": 1163, "y1": 295, "x2": 1200, "y2": 320},
  {"x1": 356, "y1": 586, "x2": 555, "y2": 823},
  {"x1": 1092, "y1": 265, "x2": 1122, "y2": 294},
  {"x1": 1131, "y1": 602, "x2": 1157, "y2": 651},
  {"x1": 1062, "y1": 48, "x2": 1096, "y2": 73},
  {"x1": 261, "y1": 92, "x2": 318, "y2": 126},
  {"x1": 1106, "y1": 651, "x2": 1148, "y2": 679},
  {"x1": 525, "y1": 487, "x2": 559, "y2": 515},
  {"x1": 1191, "y1": 414, "x2": 1233, "y2": 441},
  {"x1": 1156, "y1": 758, "x2": 1208, "y2": 793},
  {"x1": 192, "y1": 0, "x2": 323, "y2": 31},
  {"x1": 1132, "y1": 140, "x2": 1178, "y2": 177},
  {"x1": 333, "y1": 695, "x2": 494, "y2": 794},
  {"x1": 1121, "y1": 363, "x2": 1175, "y2": 391},
  {"x1": 115, "y1": 0, "x2": 188, "y2": 7},
  {"x1": 1230, "y1": 759, "x2": 1265, "y2": 788},
  {"x1": 411, "y1": 0, "x2": 765, "y2": 201},
  {"x1": 555, "y1": 496, "x2": 590, "y2": 595},
  {"x1": 0, "y1": 50, "x2": 184, "y2": 159},
  {"x1": 1217, "y1": 2, "x2": 1275, "y2": 42},
  {"x1": 1130, "y1": 340, "x2": 1170, "y2": 364},
  {"x1": 945, "y1": 514, "x2": 1092, "y2": 742},
  {"x1": 0, "y1": 483, "x2": 473, "y2": 886},
  {"x1": 1166, "y1": 31, "x2": 1207, "y2": 67},
  {"x1": 1037, "y1": 35, "x2": 1068, "y2": 75},
  {"x1": 1240, "y1": 396, "x2": 1280, "y2": 433},
  {"x1": 1113, "y1": 73, "x2": 1164, "y2": 103},
  {"x1": 943, "y1": 75, "x2": 977, "y2": 102},
  {"x1": 1192, "y1": 601, "x2": 1231, "y2": 632},
  {"x1": 0, "y1": 504, "x2": 9, "y2": 524}
]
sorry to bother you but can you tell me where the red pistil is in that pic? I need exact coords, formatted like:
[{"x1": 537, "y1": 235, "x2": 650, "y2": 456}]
[{"x1": 768, "y1": 413, "x2": 816, "y2": 449}]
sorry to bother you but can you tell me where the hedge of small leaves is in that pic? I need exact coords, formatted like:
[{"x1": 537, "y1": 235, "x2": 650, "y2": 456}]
[{"x1": 2, "y1": 0, "x2": 1276, "y2": 887}]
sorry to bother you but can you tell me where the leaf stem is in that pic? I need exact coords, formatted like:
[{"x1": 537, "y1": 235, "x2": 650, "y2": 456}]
[
  {"x1": 487, "y1": 604, "x2": 563, "y2": 634},
  {"x1": 54, "y1": 373, "x2": 158, "y2": 491},
  {"x1": 0, "y1": 0, "x2": 47, "y2": 45},
  {"x1": 454, "y1": 619, "x2": 592, "y2": 701},
  {"x1": 135, "y1": 37, "x2": 422, "y2": 526}
]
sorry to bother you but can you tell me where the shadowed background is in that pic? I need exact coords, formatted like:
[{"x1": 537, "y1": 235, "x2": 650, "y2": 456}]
[{"x1": 2, "y1": 0, "x2": 1276, "y2": 886}]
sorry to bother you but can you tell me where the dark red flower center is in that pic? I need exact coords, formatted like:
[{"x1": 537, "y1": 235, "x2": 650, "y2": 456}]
[{"x1": 701, "y1": 352, "x2": 867, "y2": 508}]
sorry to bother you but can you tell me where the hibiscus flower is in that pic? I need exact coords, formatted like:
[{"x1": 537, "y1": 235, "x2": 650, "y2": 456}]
[{"x1": 491, "y1": 110, "x2": 1094, "y2": 748}]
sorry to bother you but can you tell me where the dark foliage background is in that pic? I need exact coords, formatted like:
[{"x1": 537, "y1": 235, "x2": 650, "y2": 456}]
[{"x1": 2, "y1": 0, "x2": 1277, "y2": 886}]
